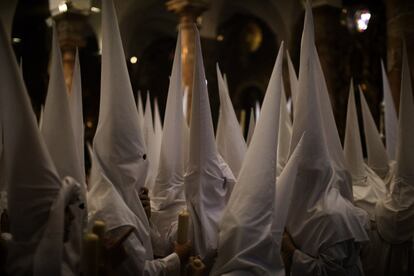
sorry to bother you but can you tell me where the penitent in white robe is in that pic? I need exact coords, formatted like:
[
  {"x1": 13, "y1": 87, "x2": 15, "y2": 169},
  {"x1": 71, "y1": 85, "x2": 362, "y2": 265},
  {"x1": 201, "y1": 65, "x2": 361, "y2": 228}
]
[{"x1": 291, "y1": 240, "x2": 364, "y2": 276}]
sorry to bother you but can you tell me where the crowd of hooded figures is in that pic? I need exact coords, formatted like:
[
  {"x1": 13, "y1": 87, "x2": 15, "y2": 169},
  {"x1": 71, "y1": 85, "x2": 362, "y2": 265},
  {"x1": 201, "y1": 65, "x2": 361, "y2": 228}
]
[{"x1": 0, "y1": 0, "x2": 413, "y2": 275}]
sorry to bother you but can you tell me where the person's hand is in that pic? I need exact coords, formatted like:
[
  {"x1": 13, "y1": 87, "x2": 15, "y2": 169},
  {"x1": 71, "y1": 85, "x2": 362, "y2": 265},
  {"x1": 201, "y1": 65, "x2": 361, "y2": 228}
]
[
  {"x1": 281, "y1": 230, "x2": 296, "y2": 272},
  {"x1": 281, "y1": 230, "x2": 296, "y2": 254},
  {"x1": 174, "y1": 241, "x2": 191, "y2": 264},
  {"x1": 139, "y1": 187, "x2": 151, "y2": 219}
]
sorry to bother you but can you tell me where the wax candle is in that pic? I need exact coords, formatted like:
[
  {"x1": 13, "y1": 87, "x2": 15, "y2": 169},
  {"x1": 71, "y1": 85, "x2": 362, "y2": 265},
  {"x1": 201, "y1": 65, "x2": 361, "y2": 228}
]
[
  {"x1": 177, "y1": 210, "x2": 189, "y2": 244},
  {"x1": 82, "y1": 233, "x2": 99, "y2": 276}
]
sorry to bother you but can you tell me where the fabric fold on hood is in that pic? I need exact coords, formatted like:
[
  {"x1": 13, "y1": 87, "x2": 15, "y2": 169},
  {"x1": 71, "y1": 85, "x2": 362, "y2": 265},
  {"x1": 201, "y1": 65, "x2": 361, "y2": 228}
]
[
  {"x1": 287, "y1": 50, "x2": 298, "y2": 108},
  {"x1": 246, "y1": 108, "x2": 255, "y2": 146},
  {"x1": 277, "y1": 82, "x2": 292, "y2": 176},
  {"x1": 184, "y1": 25, "x2": 236, "y2": 259},
  {"x1": 216, "y1": 64, "x2": 247, "y2": 177},
  {"x1": 69, "y1": 49, "x2": 86, "y2": 184}
]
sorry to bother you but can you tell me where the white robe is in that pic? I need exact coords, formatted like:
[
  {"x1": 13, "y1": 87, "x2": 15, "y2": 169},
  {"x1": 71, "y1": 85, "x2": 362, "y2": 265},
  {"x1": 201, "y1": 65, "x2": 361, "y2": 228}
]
[
  {"x1": 360, "y1": 222, "x2": 413, "y2": 276},
  {"x1": 291, "y1": 240, "x2": 364, "y2": 276},
  {"x1": 114, "y1": 230, "x2": 180, "y2": 276}
]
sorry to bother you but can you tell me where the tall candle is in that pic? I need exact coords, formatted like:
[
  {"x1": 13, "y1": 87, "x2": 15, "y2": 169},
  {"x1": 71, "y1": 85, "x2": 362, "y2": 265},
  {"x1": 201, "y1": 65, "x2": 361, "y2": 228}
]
[
  {"x1": 82, "y1": 233, "x2": 99, "y2": 276},
  {"x1": 92, "y1": 220, "x2": 106, "y2": 269},
  {"x1": 177, "y1": 210, "x2": 189, "y2": 244}
]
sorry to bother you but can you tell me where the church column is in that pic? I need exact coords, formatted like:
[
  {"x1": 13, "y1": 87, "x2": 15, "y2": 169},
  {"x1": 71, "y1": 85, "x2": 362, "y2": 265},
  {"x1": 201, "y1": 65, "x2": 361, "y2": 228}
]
[
  {"x1": 166, "y1": 0, "x2": 209, "y2": 124},
  {"x1": 53, "y1": 13, "x2": 87, "y2": 93},
  {"x1": 386, "y1": 0, "x2": 414, "y2": 110}
]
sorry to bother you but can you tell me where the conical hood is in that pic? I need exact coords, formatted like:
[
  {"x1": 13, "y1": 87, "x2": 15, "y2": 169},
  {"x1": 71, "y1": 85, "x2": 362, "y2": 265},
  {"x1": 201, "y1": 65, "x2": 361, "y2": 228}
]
[
  {"x1": 216, "y1": 64, "x2": 247, "y2": 177},
  {"x1": 144, "y1": 91, "x2": 157, "y2": 191},
  {"x1": 41, "y1": 26, "x2": 83, "y2": 184},
  {"x1": 314, "y1": 48, "x2": 348, "y2": 173},
  {"x1": 287, "y1": 49, "x2": 298, "y2": 107},
  {"x1": 286, "y1": 1, "x2": 368, "y2": 257},
  {"x1": 152, "y1": 30, "x2": 185, "y2": 202},
  {"x1": 381, "y1": 60, "x2": 398, "y2": 160},
  {"x1": 211, "y1": 43, "x2": 286, "y2": 275},
  {"x1": 291, "y1": 0, "x2": 350, "y2": 200},
  {"x1": 359, "y1": 88, "x2": 390, "y2": 178},
  {"x1": 277, "y1": 81, "x2": 292, "y2": 176},
  {"x1": 344, "y1": 81, "x2": 365, "y2": 179},
  {"x1": 88, "y1": 0, "x2": 151, "y2": 259},
  {"x1": 246, "y1": 108, "x2": 255, "y2": 146},
  {"x1": 290, "y1": 0, "x2": 328, "y2": 161},
  {"x1": 0, "y1": 22, "x2": 62, "y2": 274},
  {"x1": 185, "y1": 25, "x2": 236, "y2": 258},
  {"x1": 150, "y1": 32, "x2": 187, "y2": 253},
  {"x1": 69, "y1": 49, "x2": 85, "y2": 182},
  {"x1": 41, "y1": 28, "x2": 86, "y2": 275},
  {"x1": 153, "y1": 97, "x2": 163, "y2": 161},
  {"x1": 395, "y1": 43, "x2": 414, "y2": 180}
]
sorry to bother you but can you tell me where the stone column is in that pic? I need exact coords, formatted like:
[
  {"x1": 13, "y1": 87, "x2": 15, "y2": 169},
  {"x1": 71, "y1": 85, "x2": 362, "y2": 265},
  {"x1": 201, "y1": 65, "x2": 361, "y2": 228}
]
[
  {"x1": 166, "y1": 0, "x2": 209, "y2": 124},
  {"x1": 386, "y1": 0, "x2": 414, "y2": 111},
  {"x1": 53, "y1": 13, "x2": 87, "y2": 93}
]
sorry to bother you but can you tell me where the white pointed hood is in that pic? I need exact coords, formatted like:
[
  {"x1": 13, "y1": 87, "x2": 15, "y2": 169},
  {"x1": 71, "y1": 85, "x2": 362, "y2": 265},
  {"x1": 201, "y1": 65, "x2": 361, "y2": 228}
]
[
  {"x1": 381, "y1": 60, "x2": 398, "y2": 160},
  {"x1": 42, "y1": 26, "x2": 84, "y2": 184},
  {"x1": 211, "y1": 43, "x2": 291, "y2": 276},
  {"x1": 87, "y1": 0, "x2": 152, "y2": 260},
  {"x1": 287, "y1": 50, "x2": 298, "y2": 107},
  {"x1": 286, "y1": 1, "x2": 369, "y2": 257},
  {"x1": 277, "y1": 82, "x2": 292, "y2": 176},
  {"x1": 151, "y1": 32, "x2": 187, "y2": 253},
  {"x1": 344, "y1": 81, "x2": 365, "y2": 179},
  {"x1": 246, "y1": 108, "x2": 255, "y2": 146},
  {"x1": 144, "y1": 92, "x2": 157, "y2": 191},
  {"x1": 376, "y1": 43, "x2": 414, "y2": 243},
  {"x1": 0, "y1": 22, "x2": 82, "y2": 276},
  {"x1": 153, "y1": 98, "x2": 163, "y2": 171},
  {"x1": 41, "y1": 26, "x2": 86, "y2": 275},
  {"x1": 216, "y1": 64, "x2": 247, "y2": 177},
  {"x1": 394, "y1": 43, "x2": 414, "y2": 183},
  {"x1": 152, "y1": 31, "x2": 184, "y2": 203},
  {"x1": 185, "y1": 25, "x2": 236, "y2": 258},
  {"x1": 69, "y1": 49, "x2": 86, "y2": 183},
  {"x1": 359, "y1": 88, "x2": 390, "y2": 179},
  {"x1": 344, "y1": 82, "x2": 386, "y2": 220}
]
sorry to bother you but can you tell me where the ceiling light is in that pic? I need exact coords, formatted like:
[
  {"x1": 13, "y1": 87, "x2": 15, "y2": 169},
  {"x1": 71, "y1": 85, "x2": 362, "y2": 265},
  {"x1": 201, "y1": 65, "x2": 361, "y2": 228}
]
[
  {"x1": 58, "y1": 2, "x2": 68, "y2": 13},
  {"x1": 91, "y1": 6, "x2": 100, "y2": 13},
  {"x1": 130, "y1": 56, "x2": 138, "y2": 64}
]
